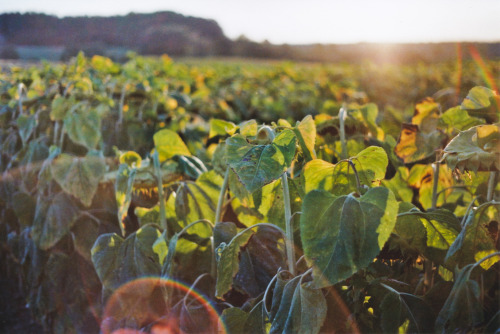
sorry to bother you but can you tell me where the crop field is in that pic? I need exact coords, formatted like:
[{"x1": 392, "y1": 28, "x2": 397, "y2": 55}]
[{"x1": 0, "y1": 53, "x2": 499, "y2": 333}]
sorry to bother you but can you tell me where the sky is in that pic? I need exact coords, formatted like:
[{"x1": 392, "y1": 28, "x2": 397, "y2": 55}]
[{"x1": 1, "y1": 0, "x2": 499, "y2": 44}]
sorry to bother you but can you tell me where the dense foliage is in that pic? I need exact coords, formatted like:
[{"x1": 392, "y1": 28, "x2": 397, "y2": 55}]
[{"x1": 0, "y1": 54, "x2": 499, "y2": 333}]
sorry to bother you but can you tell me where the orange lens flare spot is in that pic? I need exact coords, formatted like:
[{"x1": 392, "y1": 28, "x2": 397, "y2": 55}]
[{"x1": 102, "y1": 278, "x2": 225, "y2": 334}]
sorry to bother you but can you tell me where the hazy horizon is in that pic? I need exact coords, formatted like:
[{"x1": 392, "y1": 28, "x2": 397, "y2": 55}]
[{"x1": 1, "y1": 0, "x2": 499, "y2": 45}]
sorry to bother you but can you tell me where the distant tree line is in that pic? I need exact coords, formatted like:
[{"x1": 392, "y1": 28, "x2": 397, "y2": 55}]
[{"x1": 0, "y1": 12, "x2": 499, "y2": 63}]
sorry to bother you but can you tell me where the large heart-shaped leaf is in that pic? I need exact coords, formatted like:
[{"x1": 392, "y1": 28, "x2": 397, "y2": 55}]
[
  {"x1": 64, "y1": 107, "x2": 101, "y2": 150},
  {"x1": 442, "y1": 123, "x2": 500, "y2": 173},
  {"x1": 91, "y1": 224, "x2": 163, "y2": 292},
  {"x1": 51, "y1": 153, "x2": 106, "y2": 207},
  {"x1": 171, "y1": 170, "x2": 222, "y2": 228},
  {"x1": 226, "y1": 131, "x2": 296, "y2": 193},
  {"x1": 380, "y1": 284, "x2": 435, "y2": 333},
  {"x1": 302, "y1": 146, "x2": 388, "y2": 195},
  {"x1": 31, "y1": 192, "x2": 80, "y2": 250},
  {"x1": 300, "y1": 187, "x2": 398, "y2": 287}
]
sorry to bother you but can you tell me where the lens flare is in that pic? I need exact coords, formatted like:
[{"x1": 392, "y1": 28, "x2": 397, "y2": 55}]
[{"x1": 101, "y1": 277, "x2": 226, "y2": 334}]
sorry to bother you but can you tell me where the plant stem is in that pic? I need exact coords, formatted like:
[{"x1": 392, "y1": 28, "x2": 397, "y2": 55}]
[
  {"x1": 339, "y1": 106, "x2": 348, "y2": 160},
  {"x1": 431, "y1": 162, "x2": 440, "y2": 210},
  {"x1": 487, "y1": 171, "x2": 497, "y2": 202},
  {"x1": 348, "y1": 160, "x2": 362, "y2": 194},
  {"x1": 153, "y1": 150, "x2": 167, "y2": 232},
  {"x1": 17, "y1": 83, "x2": 25, "y2": 118},
  {"x1": 215, "y1": 168, "x2": 230, "y2": 224},
  {"x1": 282, "y1": 172, "x2": 296, "y2": 276},
  {"x1": 116, "y1": 81, "x2": 127, "y2": 133}
]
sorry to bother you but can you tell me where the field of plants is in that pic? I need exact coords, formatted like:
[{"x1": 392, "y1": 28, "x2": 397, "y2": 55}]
[{"x1": 0, "y1": 53, "x2": 499, "y2": 333}]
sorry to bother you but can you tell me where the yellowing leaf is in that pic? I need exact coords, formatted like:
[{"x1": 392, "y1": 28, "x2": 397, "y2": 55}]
[{"x1": 153, "y1": 129, "x2": 191, "y2": 162}]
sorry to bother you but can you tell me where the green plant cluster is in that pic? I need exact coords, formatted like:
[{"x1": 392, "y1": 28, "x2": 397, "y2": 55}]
[{"x1": 0, "y1": 53, "x2": 499, "y2": 333}]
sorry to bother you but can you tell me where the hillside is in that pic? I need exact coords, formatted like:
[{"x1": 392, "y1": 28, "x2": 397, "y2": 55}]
[{"x1": 0, "y1": 12, "x2": 231, "y2": 57}]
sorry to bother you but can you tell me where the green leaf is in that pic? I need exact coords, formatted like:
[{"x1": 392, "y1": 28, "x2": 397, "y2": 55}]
[
  {"x1": 16, "y1": 114, "x2": 36, "y2": 146},
  {"x1": 239, "y1": 119, "x2": 258, "y2": 137},
  {"x1": 270, "y1": 275, "x2": 327, "y2": 334},
  {"x1": 64, "y1": 107, "x2": 101, "y2": 150},
  {"x1": 398, "y1": 209, "x2": 461, "y2": 265},
  {"x1": 51, "y1": 153, "x2": 106, "y2": 207},
  {"x1": 300, "y1": 187, "x2": 398, "y2": 287},
  {"x1": 350, "y1": 103, "x2": 384, "y2": 140},
  {"x1": 439, "y1": 106, "x2": 485, "y2": 132},
  {"x1": 215, "y1": 229, "x2": 254, "y2": 299},
  {"x1": 213, "y1": 221, "x2": 238, "y2": 248},
  {"x1": 11, "y1": 191, "x2": 36, "y2": 228},
  {"x1": 91, "y1": 224, "x2": 163, "y2": 292},
  {"x1": 273, "y1": 130, "x2": 297, "y2": 167},
  {"x1": 171, "y1": 170, "x2": 222, "y2": 228},
  {"x1": 435, "y1": 264, "x2": 483, "y2": 333},
  {"x1": 50, "y1": 95, "x2": 72, "y2": 121},
  {"x1": 445, "y1": 202, "x2": 500, "y2": 270},
  {"x1": 161, "y1": 232, "x2": 180, "y2": 278},
  {"x1": 302, "y1": 146, "x2": 388, "y2": 195},
  {"x1": 393, "y1": 202, "x2": 427, "y2": 257},
  {"x1": 442, "y1": 124, "x2": 500, "y2": 173},
  {"x1": 461, "y1": 86, "x2": 497, "y2": 110},
  {"x1": 380, "y1": 284, "x2": 435, "y2": 333},
  {"x1": 226, "y1": 134, "x2": 292, "y2": 193},
  {"x1": 221, "y1": 301, "x2": 267, "y2": 334},
  {"x1": 32, "y1": 192, "x2": 80, "y2": 250},
  {"x1": 270, "y1": 271, "x2": 293, "y2": 323},
  {"x1": 209, "y1": 118, "x2": 237, "y2": 138},
  {"x1": 175, "y1": 155, "x2": 207, "y2": 179},
  {"x1": 153, "y1": 129, "x2": 191, "y2": 162},
  {"x1": 293, "y1": 115, "x2": 317, "y2": 161},
  {"x1": 71, "y1": 216, "x2": 100, "y2": 262}
]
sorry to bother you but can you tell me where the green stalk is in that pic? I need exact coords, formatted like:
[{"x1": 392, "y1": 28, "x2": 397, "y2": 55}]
[
  {"x1": 153, "y1": 150, "x2": 167, "y2": 232},
  {"x1": 487, "y1": 171, "x2": 497, "y2": 202},
  {"x1": 116, "y1": 81, "x2": 128, "y2": 133},
  {"x1": 339, "y1": 106, "x2": 348, "y2": 160},
  {"x1": 17, "y1": 83, "x2": 25, "y2": 118},
  {"x1": 431, "y1": 162, "x2": 440, "y2": 210},
  {"x1": 348, "y1": 160, "x2": 362, "y2": 195},
  {"x1": 215, "y1": 168, "x2": 230, "y2": 224},
  {"x1": 282, "y1": 172, "x2": 296, "y2": 276}
]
